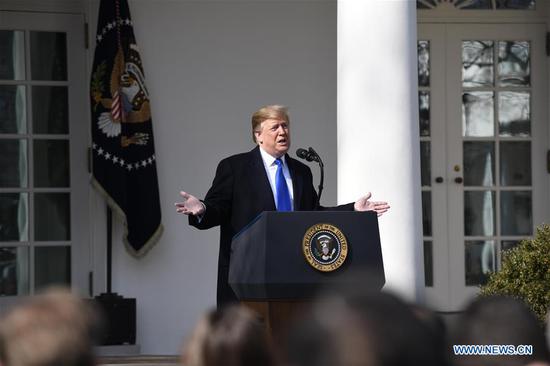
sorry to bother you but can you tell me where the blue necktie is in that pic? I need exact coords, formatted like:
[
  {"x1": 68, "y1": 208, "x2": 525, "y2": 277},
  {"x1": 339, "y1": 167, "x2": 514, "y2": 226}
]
[{"x1": 274, "y1": 158, "x2": 292, "y2": 211}]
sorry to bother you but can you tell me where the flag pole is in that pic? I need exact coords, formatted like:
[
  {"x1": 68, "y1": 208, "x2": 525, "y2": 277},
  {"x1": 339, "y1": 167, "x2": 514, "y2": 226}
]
[{"x1": 107, "y1": 205, "x2": 112, "y2": 294}]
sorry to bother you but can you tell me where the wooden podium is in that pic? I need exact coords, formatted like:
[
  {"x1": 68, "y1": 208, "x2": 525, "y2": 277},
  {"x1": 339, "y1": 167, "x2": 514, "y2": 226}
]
[{"x1": 228, "y1": 211, "x2": 385, "y2": 342}]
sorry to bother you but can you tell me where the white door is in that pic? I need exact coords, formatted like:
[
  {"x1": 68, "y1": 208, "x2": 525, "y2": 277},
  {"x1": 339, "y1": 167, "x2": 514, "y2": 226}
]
[
  {"x1": 0, "y1": 11, "x2": 90, "y2": 306},
  {"x1": 418, "y1": 23, "x2": 548, "y2": 311}
]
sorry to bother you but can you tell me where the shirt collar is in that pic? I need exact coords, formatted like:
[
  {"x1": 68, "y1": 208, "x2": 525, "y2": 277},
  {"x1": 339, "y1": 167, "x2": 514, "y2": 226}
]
[{"x1": 259, "y1": 146, "x2": 286, "y2": 167}]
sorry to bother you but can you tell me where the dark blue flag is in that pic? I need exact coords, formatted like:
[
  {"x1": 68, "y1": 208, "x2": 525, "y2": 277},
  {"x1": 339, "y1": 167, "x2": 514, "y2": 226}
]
[{"x1": 90, "y1": 0, "x2": 163, "y2": 256}]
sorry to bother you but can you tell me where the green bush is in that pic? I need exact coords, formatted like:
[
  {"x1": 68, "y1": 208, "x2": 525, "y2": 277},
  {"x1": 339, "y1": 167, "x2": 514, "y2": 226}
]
[{"x1": 479, "y1": 224, "x2": 550, "y2": 324}]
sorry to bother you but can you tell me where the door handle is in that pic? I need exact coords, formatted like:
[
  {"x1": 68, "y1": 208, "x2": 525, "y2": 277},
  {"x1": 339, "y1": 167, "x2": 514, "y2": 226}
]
[
  {"x1": 454, "y1": 177, "x2": 463, "y2": 184},
  {"x1": 435, "y1": 177, "x2": 444, "y2": 183}
]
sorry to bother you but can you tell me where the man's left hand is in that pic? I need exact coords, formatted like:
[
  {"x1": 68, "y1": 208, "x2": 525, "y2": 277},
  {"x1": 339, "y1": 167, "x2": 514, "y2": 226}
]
[{"x1": 354, "y1": 192, "x2": 390, "y2": 216}]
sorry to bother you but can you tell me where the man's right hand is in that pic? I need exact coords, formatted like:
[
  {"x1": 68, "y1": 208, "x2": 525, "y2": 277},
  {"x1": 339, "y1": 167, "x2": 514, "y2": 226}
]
[{"x1": 175, "y1": 191, "x2": 206, "y2": 216}]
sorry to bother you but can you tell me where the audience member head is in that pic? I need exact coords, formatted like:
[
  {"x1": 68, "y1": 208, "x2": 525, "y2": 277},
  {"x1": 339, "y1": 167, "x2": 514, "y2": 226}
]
[
  {"x1": 0, "y1": 286, "x2": 101, "y2": 366},
  {"x1": 285, "y1": 286, "x2": 448, "y2": 366},
  {"x1": 285, "y1": 296, "x2": 376, "y2": 366},
  {"x1": 411, "y1": 303, "x2": 450, "y2": 366},
  {"x1": 452, "y1": 295, "x2": 550, "y2": 366},
  {"x1": 181, "y1": 305, "x2": 274, "y2": 366}
]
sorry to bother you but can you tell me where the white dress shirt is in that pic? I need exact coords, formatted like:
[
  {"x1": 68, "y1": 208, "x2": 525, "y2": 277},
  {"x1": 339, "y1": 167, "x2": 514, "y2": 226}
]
[{"x1": 259, "y1": 146, "x2": 294, "y2": 210}]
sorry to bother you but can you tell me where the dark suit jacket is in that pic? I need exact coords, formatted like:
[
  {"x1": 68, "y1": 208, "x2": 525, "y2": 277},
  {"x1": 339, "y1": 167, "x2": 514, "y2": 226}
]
[{"x1": 189, "y1": 146, "x2": 354, "y2": 305}]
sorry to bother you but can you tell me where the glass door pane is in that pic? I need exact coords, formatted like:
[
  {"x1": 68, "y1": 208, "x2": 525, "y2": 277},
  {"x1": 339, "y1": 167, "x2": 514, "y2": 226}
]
[
  {"x1": 417, "y1": 24, "x2": 450, "y2": 310},
  {"x1": 0, "y1": 12, "x2": 90, "y2": 298},
  {"x1": 461, "y1": 38, "x2": 533, "y2": 287},
  {"x1": 418, "y1": 40, "x2": 433, "y2": 287},
  {"x1": 446, "y1": 23, "x2": 546, "y2": 311},
  {"x1": 0, "y1": 31, "x2": 25, "y2": 80}
]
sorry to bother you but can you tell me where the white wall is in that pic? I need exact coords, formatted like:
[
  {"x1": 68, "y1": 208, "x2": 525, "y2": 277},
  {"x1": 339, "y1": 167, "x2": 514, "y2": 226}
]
[{"x1": 89, "y1": 0, "x2": 338, "y2": 354}]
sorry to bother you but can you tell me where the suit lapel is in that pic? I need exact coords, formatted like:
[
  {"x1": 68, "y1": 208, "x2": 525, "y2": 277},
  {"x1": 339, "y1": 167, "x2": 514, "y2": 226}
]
[
  {"x1": 286, "y1": 155, "x2": 303, "y2": 210},
  {"x1": 249, "y1": 147, "x2": 276, "y2": 210}
]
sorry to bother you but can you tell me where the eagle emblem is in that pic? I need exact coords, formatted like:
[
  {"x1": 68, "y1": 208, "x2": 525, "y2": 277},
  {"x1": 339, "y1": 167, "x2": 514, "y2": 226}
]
[{"x1": 91, "y1": 44, "x2": 151, "y2": 147}]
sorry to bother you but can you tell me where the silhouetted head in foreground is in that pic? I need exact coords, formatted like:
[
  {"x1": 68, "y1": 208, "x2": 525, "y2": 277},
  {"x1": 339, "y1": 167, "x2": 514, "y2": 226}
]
[
  {"x1": 452, "y1": 295, "x2": 550, "y2": 366},
  {"x1": 182, "y1": 305, "x2": 274, "y2": 366},
  {"x1": 285, "y1": 287, "x2": 449, "y2": 366},
  {"x1": 0, "y1": 287, "x2": 101, "y2": 366}
]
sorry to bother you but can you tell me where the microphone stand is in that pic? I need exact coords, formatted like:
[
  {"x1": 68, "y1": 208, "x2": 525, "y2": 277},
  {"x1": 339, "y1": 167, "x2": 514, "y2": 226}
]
[
  {"x1": 317, "y1": 159, "x2": 324, "y2": 207},
  {"x1": 308, "y1": 147, "x2": 324, "y2": 207}
]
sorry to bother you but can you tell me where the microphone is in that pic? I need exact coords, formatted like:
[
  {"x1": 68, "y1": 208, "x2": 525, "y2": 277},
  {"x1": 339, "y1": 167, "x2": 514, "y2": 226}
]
[
  {"x1": 296, "y1": 147, "x2": 319, "y2": 162},
  {"x1": 306, "y1": 147, "x2": 321, "y2": 162},
  {"x1": 296, "y1": 147, "x2": 312, "y2": 161},
  {"x1": 295, "y1": 147, "x2": 324, "y2": 206}
]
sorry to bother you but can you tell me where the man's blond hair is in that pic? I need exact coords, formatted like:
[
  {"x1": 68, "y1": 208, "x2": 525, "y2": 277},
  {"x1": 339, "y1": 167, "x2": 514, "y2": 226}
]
[{"x1": 251, "y1": 105, "x2": 290, "y2": 143}]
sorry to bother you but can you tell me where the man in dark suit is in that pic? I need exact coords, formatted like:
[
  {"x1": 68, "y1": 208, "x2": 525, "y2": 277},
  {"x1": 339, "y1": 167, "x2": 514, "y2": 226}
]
[{"x1": 175, "y1": 105, "x2": 389, "y2": 305}]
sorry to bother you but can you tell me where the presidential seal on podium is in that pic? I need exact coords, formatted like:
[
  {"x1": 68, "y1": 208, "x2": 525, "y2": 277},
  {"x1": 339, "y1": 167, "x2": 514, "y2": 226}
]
[{"x1": 302, "y1": 223, "x2": 348, "y2": 272}]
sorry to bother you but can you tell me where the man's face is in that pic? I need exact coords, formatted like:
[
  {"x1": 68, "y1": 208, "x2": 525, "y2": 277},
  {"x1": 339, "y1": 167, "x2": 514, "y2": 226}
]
[{"x1": 255, "y1": 118, "x2": 290, "y2": 158}]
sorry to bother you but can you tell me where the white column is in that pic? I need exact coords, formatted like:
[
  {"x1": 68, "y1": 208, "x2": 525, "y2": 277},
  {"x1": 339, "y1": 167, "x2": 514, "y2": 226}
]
[{"x1": 337, "y1": 0, "x2": 424, "y2": 302}]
